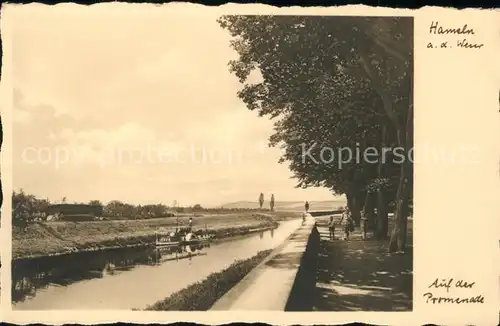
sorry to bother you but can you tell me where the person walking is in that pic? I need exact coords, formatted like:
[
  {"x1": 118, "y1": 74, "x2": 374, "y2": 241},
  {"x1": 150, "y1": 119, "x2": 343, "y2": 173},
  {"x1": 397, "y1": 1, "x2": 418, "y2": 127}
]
[
  {"x1": 328, "y1": 215, "x2": 336, "y2": 240},
  {"x1": 340, "y1": 206, "x2": 353, "y2": 241},
  {"x1": 305, "y1": 201, "x2": 310, "y2": 213}
]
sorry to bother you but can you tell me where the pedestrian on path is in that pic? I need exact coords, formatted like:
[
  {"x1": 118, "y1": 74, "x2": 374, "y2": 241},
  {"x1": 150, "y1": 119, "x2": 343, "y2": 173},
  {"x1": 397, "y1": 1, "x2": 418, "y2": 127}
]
[
  {"x1": 328, "y1": 215, "x2": 335, "y2": 240},
  {"x1": 340, "y1": 206, "x2": 353, "y2": 241},
  {"x1": 305, "y1": 201, "x2": 310, "y2": 213}
]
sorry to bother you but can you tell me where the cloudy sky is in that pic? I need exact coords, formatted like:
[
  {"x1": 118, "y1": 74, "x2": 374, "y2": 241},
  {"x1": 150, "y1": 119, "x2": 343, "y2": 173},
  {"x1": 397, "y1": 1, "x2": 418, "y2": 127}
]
[{"x1": 9, "y1": 4, "x2": 339, "y2": 207}]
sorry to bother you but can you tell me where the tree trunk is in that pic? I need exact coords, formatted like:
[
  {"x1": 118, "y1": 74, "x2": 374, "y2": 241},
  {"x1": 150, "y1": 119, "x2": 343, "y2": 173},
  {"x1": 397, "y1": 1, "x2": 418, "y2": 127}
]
[
  {"x1": 346, "y1": 191, "x2": 361, "y2": 227},
  {"x1": 401, "y1": 196, "x2": 409, "y2": 248},
  {"x1": 356, "y1": 191, "x2": 365, "y2": 225},
  {"x1": 374, "y1": 189, "x2": 389, "y2": 240},
  {"x1": 363, "y1": 191, "x2": 375, "y2": 230},
  {"x1": 373, "y1": 125, "x2": 389, "y2": 240},
  {"x1": 360, "y1": 50, "x2": 413, "y2": 252},
  {"x1": 388, "y1": 162, "x2": 410, "y2": 252},
  {"x1": 388, "y1": 101, "x2": 413, "y2": 253}
]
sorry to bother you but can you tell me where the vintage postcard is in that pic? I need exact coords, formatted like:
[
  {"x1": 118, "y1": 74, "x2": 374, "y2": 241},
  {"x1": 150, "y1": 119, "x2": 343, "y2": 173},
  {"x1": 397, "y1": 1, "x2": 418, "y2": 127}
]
[{"x1": 0, "y1": 2, "x2": 499, "y2": 325}]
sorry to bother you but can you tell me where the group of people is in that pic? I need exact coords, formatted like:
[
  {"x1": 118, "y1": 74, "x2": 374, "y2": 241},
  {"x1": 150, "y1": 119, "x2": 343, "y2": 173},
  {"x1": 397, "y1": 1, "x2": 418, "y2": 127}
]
[
  {"x1": 304, "y1": 201, "x2": 354, "y2": 241},
  {"x1": 328, "y1": 206, "x2": 354, "y2": 241}
]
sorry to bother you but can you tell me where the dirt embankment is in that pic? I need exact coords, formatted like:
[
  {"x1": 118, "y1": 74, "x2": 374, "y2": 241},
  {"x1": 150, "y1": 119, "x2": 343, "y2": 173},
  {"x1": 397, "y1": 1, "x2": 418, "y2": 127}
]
[{"x1": 13, "y1": 212, "x2": 300, "y2": 260}]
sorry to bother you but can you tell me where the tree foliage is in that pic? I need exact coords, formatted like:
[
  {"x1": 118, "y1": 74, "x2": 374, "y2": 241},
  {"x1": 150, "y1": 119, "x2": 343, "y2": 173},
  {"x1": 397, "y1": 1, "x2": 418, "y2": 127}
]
[
  {"x1": 88, "y1": 200, "x2": 103, "y2": 207},
  {"x1": 219, "y1": 15, "x2": 413, "y2": 251},
  {"x1": 13, "y1": 190, "x2": 50, "y2": 227}
]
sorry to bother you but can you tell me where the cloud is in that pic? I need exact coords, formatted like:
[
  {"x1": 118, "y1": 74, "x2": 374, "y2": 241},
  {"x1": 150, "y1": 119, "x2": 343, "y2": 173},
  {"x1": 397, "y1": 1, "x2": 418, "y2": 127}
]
[
  {"x1": 10, "y1": 4, "x2": 336, "y2": 206},
  {"x1": 56, "y1": 123, "x2": 156, "y2": 147}
]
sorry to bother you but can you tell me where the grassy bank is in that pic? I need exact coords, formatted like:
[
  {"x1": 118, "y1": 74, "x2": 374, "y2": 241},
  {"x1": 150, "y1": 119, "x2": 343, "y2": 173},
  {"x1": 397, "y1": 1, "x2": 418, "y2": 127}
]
[
  {"x1": 145, "y1": 249, "x2": 273, "y2": 311},
  {"x1": 13, "y1": 212, "x2": 300, "y2": 260}
]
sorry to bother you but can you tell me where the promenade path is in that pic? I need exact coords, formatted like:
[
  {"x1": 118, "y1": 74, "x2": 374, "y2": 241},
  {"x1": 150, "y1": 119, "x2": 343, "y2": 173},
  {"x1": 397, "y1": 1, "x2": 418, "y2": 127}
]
[
  {"x1": 211, "y1": 215, "x2": 317, "y2": 311},
  {"x1": 313, "y1": 216, "x2": 413, "y2": 311}
]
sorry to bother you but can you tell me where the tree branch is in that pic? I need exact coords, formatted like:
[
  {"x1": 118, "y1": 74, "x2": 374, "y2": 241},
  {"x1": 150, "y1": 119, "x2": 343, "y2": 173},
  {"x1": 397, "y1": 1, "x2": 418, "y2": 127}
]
[
  {"x1": 358, "y1": 54, "x2": 400, "y2": 137},
  {"x1": 371, "y1": 36, "x2": 408, "y2": 62}
]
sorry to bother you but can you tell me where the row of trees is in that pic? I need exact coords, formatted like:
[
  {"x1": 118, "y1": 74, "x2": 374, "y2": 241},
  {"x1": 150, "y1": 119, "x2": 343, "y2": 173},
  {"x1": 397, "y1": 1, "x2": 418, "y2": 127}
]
[
  {"x1": 13, "y1": 190, "x2": 50, "y2": 226},
  {"x1": 12, "y1": 190, "x2": 272, "y2": 226},
  {"x1": 219, "y1": 16, "x2": 413, "y2": 252},
  {"x1": 258, "y1": 193, "x2": 276, "y2": 212}
]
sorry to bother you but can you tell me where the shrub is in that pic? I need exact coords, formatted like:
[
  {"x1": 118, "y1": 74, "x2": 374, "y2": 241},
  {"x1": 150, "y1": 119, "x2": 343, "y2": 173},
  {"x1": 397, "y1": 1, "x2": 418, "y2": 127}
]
[{"x1": 145, "y1": 249, "x2": 272, "y2": 311}]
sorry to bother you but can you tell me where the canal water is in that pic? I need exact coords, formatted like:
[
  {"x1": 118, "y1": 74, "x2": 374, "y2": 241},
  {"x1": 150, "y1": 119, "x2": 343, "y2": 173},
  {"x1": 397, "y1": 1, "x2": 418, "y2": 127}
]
[{"x1": 12, "y1": 219, "x2": 302, "y2": 310}]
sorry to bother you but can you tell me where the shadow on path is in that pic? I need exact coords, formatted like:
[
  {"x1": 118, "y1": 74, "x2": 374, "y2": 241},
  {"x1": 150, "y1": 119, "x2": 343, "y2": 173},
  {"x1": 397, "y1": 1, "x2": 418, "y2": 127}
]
[{"x1": 313, "y1": 221, "x2": 413, "y2": 311}]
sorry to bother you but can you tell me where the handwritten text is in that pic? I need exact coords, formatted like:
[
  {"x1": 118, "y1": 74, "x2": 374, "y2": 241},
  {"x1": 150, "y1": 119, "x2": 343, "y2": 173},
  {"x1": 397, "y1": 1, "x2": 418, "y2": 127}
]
[
  {"x1": 424, "y1": 277, "x2": 484, "y2": 304},
  {"x1": 427, "y1": 21, "x2": 484, "y2": 50}
]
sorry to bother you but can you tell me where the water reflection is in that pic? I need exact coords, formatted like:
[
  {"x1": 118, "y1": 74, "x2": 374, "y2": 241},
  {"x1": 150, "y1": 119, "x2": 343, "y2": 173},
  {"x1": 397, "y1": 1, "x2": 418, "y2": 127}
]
[
  {"x1": 13, "y1": 243, "x2": 209, "y2": 304},
  {"x1": 154, "y1": 243, "x2": 209, "y2": 264},
  {"x1": 12, "y1": 219, "x2": 302, "y2": 310}
]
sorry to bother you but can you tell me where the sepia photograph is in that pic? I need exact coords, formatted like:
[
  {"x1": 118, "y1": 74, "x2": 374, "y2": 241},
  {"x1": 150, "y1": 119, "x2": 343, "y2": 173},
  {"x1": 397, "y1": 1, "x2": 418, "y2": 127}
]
[{"x1": 11, "y1": 6, "x2": 413, "y2": 312}]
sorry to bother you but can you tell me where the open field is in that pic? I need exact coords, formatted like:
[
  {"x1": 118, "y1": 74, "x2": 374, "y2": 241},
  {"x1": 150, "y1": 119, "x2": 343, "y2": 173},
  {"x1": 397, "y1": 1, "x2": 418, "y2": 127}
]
[
  {"x1": 13, "y1": 211, "x2": 303, "y2": 260},
  {"x1": 221, "y1": 200, "x2": 347, "y2": 212}
]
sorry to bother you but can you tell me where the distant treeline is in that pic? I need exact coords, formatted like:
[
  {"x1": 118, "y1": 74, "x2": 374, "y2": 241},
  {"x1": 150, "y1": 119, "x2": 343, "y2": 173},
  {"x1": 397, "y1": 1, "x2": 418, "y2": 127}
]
[{"x1": 12, "y1": 190, "x2": 272, "y2": 226}]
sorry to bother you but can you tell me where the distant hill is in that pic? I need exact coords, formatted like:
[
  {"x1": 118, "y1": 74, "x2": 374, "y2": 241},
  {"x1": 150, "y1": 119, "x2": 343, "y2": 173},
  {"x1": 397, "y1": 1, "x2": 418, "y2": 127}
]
[{"x1": 220, "y1": 200, "x2": 347, "y2": 212}]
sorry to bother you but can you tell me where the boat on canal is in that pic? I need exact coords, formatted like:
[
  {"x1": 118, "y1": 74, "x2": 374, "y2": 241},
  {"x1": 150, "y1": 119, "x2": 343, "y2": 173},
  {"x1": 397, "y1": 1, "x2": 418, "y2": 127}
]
[{"x1": 155, "y1": 226, "x2": 213, "y2": 247}]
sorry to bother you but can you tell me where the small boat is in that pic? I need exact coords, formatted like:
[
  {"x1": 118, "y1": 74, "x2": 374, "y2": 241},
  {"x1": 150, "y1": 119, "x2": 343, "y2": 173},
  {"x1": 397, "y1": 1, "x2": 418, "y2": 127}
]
[{"x1": 155, "y1": 228, "x2": 213, "y2": 247}]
